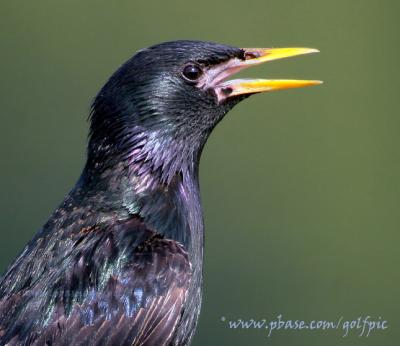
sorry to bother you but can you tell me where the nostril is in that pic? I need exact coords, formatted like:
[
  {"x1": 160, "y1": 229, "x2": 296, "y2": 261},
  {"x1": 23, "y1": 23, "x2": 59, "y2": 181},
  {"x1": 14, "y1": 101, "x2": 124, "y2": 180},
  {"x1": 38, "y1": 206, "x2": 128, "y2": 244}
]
[{"x1": 221, "y1": 87, "x2": 233, "y2": 96}]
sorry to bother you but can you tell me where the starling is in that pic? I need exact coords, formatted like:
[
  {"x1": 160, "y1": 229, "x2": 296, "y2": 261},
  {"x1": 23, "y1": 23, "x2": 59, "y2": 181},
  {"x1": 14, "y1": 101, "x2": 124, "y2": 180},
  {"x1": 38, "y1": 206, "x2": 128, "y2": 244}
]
[{"x1": 0, "y1": 40, "x2": 320, "y2": 345}]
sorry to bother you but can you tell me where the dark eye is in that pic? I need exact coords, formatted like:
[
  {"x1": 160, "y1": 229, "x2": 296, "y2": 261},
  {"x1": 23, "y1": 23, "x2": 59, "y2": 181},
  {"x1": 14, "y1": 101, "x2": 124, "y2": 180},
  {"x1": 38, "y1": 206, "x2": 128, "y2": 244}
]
[{"x1": 182, "y1": 64, "x2": 203, "y2": 81}]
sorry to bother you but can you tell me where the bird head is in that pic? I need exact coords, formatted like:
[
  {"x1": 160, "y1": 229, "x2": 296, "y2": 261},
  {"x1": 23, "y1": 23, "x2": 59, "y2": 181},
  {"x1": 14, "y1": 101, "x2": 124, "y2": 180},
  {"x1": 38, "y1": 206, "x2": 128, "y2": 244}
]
[{"x1": 88, "y1": 40, "x2": 320, "y2": 182}]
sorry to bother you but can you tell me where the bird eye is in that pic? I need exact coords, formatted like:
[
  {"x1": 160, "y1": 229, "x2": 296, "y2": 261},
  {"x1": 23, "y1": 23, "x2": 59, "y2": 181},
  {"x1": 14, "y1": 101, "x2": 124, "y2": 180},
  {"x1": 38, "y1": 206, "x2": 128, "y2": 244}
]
[{"x1": 182, "y1": 64, "x2": 203, "y2": 81}]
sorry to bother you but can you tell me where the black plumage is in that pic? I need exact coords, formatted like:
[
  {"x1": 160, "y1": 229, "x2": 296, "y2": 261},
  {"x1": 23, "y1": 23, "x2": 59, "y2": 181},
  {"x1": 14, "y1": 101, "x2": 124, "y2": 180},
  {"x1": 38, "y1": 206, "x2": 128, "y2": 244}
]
[{"x1": 0, "y1": 40, "x2": 320, "y2": 345}]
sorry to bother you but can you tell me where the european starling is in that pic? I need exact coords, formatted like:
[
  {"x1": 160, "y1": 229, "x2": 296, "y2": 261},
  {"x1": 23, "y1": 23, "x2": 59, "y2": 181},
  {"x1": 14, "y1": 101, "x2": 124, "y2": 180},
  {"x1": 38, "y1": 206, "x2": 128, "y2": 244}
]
[{"x1": 0, "y1": 40, "x2": 320, "y2": 345}]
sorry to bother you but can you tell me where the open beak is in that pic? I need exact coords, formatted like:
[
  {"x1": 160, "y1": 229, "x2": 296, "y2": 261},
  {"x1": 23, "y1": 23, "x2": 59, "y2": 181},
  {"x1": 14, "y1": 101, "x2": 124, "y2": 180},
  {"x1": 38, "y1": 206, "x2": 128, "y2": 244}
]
[{"x1": 208, "y1": 47, "x2": 322, "y2": 102}]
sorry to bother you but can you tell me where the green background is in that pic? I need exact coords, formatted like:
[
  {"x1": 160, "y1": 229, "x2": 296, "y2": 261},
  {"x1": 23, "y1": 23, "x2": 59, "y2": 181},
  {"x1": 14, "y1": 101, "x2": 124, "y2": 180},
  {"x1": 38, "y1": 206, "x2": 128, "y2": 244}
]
[{"x1": 0, "y1": 1, "x2": 399, "y2": 345}]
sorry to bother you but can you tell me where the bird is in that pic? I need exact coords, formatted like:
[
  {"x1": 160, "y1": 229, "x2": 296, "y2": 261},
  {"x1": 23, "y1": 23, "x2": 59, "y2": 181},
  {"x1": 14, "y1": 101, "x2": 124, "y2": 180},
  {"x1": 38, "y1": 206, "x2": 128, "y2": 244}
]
[{"x1": 0, "y1": 40, "x2": 320, "y2": 345}]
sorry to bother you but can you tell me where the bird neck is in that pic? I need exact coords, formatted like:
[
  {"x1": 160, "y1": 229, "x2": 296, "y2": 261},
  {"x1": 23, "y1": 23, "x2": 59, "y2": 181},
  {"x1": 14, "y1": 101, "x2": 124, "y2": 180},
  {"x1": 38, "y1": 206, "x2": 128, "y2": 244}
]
[
  {"x1": 81, "y1": 101, "x2": 210, "y2": 267},
  {"x1": 80, "y1": 132, "x2": 205, "y2": 259}
]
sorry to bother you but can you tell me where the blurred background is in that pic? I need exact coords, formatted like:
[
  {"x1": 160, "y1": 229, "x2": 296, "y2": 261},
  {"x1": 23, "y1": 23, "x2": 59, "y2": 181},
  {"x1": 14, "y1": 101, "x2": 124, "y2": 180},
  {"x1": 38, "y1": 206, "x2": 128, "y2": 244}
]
[{"x1": 0, "y1": 0, "x2": 399, "y2": 345}]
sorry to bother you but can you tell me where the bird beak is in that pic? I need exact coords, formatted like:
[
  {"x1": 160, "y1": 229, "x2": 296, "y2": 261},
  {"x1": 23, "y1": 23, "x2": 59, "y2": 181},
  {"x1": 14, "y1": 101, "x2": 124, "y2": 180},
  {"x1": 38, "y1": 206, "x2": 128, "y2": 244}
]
[{"x1": 209, "y1": 47, "x2": 322, "y2": 102}]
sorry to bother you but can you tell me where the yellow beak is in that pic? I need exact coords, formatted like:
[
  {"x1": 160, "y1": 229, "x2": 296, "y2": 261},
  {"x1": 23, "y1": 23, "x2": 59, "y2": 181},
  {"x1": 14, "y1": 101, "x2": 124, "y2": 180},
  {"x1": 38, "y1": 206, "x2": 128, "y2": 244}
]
[{"x1": 214, "y1": 47, "x2": 322, "y2": 101}]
